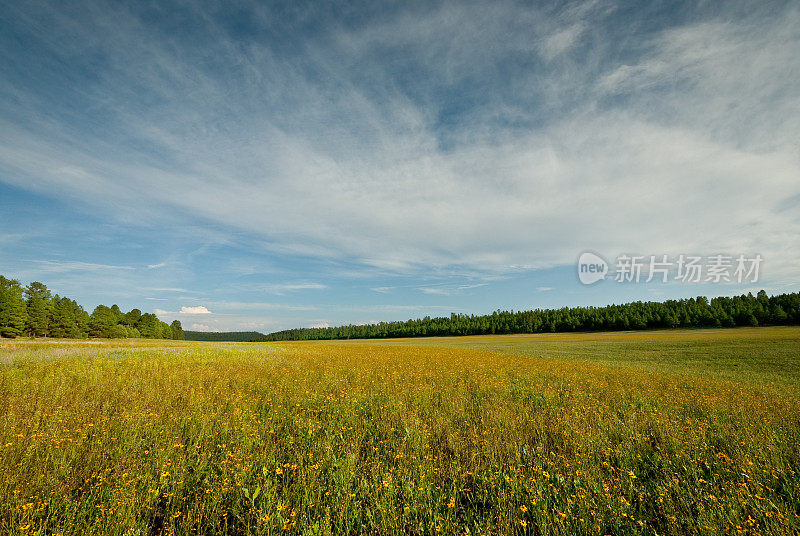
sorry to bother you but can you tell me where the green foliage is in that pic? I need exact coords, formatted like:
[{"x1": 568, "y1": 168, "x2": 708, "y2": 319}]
[
  {"x1": 89, "y1": 305, "x2": 120, "y2": 338},
  {"x1": 49, "y1": 295, "x2": 88, "y2": 338},
  {"x1": 265, "y1": 291, "x2": 800, "y2": 341},
  {"x1": 123, "y1": 308, "x2": 141, "y2": 326},
  {"x1": 184, "y1": 330, "x2": 267, "y2": 342},
  {"x1": 170, "y1": 320, "x2": 185, "y2": 340},
  {"x1": 0, "y1": 274, "x2": 178, "y2": 340},
  {"x1": 0, "y1": 276, "x2": 27, "y2": 338},
  {"x1": 24, "y1": 281, "x2": 52, "y2": 337},
  {"x1": 136, "y1": 313, "x2": 161, "y2": 338}
]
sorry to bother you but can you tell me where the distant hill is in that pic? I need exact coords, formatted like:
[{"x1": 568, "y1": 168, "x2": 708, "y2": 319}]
[{"x1": 184, "y1": 331, "x2": 266, "y2": 342}]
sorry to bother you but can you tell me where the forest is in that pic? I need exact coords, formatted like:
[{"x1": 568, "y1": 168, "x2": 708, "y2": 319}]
[
  {"x1": 4, "y1": 273, "x2": 799, "y2": 342},
  {"x1": 183, "y1": 331, "x2": 267, "y2": 342},
  {"x1": 0, "y1": 275, "x2": 183, "y2": 339},
  {"x1": 264, "y1": 290, "x2": 800, "y2": 341}
]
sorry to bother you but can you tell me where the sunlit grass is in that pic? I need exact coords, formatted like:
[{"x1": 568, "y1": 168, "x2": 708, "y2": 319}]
[{"x1": 1, "y1": 328, "x2": 798, "y2": 535}]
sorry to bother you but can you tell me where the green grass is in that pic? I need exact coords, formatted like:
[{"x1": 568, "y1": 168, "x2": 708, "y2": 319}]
[
  {"x1": 393, "y1": 327, "x2": 800, "y2": 386},
  {"x1": 1, "y1": 328, "x2": 799, "y2": 535}
]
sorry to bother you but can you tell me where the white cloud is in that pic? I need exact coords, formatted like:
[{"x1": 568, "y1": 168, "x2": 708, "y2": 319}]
[
  {"x1": 147, "y1": 287, "x2": 189, "y2": 293},
  {"x1": 352, "y1": 320, "x2": 381, "y2": 326},
  {"x1": 540, "y1": 22, "x2": 585, "y2": 60},
  {"x1": 537, "y1": 287, "x2": 554, "y2": 292},
  {"x1": 371, "y1": 287, "x2": 393, "y2": 293},
  {"x1": 309, "y1": 321, "x2": 330, "y2": 329},
  {"x1": 419, "y1": 283, "x2": 488, "y2": 295},
  {"x1": 207, "y1": 301, "x2": 318, "y2": 312},
  {"x1": 239, "y1": 321, "x2": 267, "y2": 330},
  {"x1": 147, "y1": 262, "x2": 166, "y2": 269},
  {"x1": 1, "y1": 1, "x2": 798, "y2": 286},
  {"x1": 419, "y1": 287, "x2": 449, "y2": 295},
  {"x1": 30, "y1": 260, "x2": 134, "y2": 273},
  {"x1": 154, "y1": 305, "x2": 212, "y2": 316},
  {"x1": 259, "y1": 283, "x2": 327, "y2": 295},
  {"x1": 325, "y1": 304, "x2": 457, "y2": 314},
  {"x1": 190, "y1": 323, "x2": 217, "y2": 332},
  {"x1": 180, "y1": 305, "x2": 211, "y2": 315}
]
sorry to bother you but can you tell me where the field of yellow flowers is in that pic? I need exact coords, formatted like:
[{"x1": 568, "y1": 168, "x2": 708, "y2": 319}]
[{"x1": 1, "y1": 327, "x2": 799, "y2": 535}]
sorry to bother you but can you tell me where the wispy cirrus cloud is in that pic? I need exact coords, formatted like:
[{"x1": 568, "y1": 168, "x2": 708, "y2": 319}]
[
  {"x1": 154, "y1": 305, "x2": 212, "y2": 315},
  {"x1": 258, "y1": 283, "x2": 327, "y2": 295},
  {"x1": 146, "y1": 287, "x2": 189, "y2": 293},
  {"x1": 1, "y1": 0, "x2": 796, "y2": 281},
  {"x1": 370, "y1": 287, "x2": 393, "y2": 293},
  {"x1": 29, "y1": 260, "x2": 134, "y2": 273},
  {"x1": 0, "y1": 0, "x2": 798, "y2": 329},
  {"x1": 207, "y1": 301, "x2": 319, "y2": 312},
  {"x1": 419, "y1": 283, "x2": 488, "y2": 296}
]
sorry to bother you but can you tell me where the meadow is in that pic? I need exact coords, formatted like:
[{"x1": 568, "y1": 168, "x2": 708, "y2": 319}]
[{"x1": 1, "y1": 328, "x2": 798, "y2": 535}]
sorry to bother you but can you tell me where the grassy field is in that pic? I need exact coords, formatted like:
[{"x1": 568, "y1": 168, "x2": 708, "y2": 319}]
[{"x1": 1, "y1": 328, "x2": 798, "y2": 535}]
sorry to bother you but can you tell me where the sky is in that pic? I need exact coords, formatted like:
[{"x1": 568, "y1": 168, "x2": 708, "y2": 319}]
[{"x1": 1, "y1": 0, "x2": 799, "y2": 333}]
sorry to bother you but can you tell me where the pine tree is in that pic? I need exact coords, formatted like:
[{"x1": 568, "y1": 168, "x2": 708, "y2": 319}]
[
  {"x1": 89, "y1": 305, "x2": 119, "y2": 338},
  {"x1": 171, "y1": 320, "x2": 185, "y2": 340},
  {"x1": 50, "y1": 295, "x2": 77, "y2": 338},
  {"x1": 24, "y1": 282, "x2": 52, "y2": 337},
  {"x1": 136, "y1": 313, "x2": 160, "y2": 338},
  {"x1": 0, "y1": 276, "x2": 27, "y2": 338}
]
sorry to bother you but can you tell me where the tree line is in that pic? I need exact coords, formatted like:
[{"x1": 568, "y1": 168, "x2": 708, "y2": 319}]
[
  {"x1": 184, "y1": 331, "x2": 267, "y2": 342},
  {"x1": 264, "y1": 290, "x2": 800, "y2": 341},
  {"x1": 0, "y1": 275, "x2": 184, "y2": 339}
]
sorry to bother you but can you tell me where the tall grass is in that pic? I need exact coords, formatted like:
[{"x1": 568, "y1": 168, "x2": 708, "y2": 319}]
[{"x1": 1, "y1": 330, "x2": 798, "y2": 535}]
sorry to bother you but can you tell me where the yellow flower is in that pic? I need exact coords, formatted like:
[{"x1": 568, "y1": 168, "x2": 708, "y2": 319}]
[{"x1": 520, "y1": 505, "x2": 528, "y2": 512}]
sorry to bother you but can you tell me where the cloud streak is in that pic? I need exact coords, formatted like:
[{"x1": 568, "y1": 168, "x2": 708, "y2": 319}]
[
  {"x1": 258, "y1": 283, "x2": 327, "y2": 295},
  {"x1": 29, "y1": 260, "x2": 135, "y2": 274},
  {"x1": 0, "y1": 0, "x2": 798, "y2": 295}
]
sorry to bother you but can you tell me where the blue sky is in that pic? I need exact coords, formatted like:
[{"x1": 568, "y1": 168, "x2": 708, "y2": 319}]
[{"x1": 1, "y1": 0, "x2": 798, "y2": 332}]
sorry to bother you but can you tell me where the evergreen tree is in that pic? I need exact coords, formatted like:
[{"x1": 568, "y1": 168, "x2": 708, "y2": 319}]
[
  {"x1": 123, "y1": 308, "x2": 142, "y2": 327},
  {"x1": 50, "y1": 295, "x2": 78, "y2": 338},
  {"x1": 89, "y1": 305, "x2": 120, "y2": 338},
  {"x1": 264, "y1": 291, "x2": 800, "y2": 341},
  {"x1": 24, "y1": 282, "x2": 52, "y2": 337},
  {"x1": 136, "y1": 313, "x2": 161, "y2": 338},
  {"x1": 0, "y1": 276, "x2": 27, "y2": 338},
  {"x1": 170, "y1": 320, "x2": 185, "y2": 340}
]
